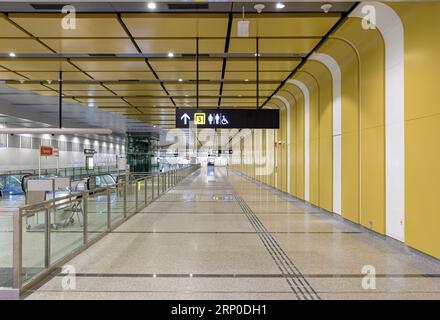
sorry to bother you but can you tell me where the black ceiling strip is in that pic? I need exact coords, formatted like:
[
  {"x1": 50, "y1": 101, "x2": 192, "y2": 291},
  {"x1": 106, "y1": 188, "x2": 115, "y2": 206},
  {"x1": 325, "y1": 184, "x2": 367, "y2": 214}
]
[
  {"x1": 116, "y1": 13, "x2": 176, "y2": 107},
  {"x1": 218, "y1": 6, "x2": 233, "y2": 109},
  {"x1": 259, "y1": 2, "x2": 360, "y2": 109}
]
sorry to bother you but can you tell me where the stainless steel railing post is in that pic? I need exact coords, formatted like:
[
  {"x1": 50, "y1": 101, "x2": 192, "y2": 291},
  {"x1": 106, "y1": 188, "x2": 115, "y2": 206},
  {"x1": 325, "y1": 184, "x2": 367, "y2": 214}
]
[
  {"x1": 123, "y1": 182, "x2": 127, "y2": 218},
  {"x1": 83, "y1": 193, "x2": 88, "y2": 245},
  {"x1": 45, "y1": 208, "x2": 50, "y2": 268},
  {"x1": 157, "y1": 174, "x2": 160, "y2": 195},
  {"x1": 135, "y1": 180, "x2": 139, "y2": 212},
  {"x1": 151, "y1": 176, "x2": 155, "y2": 200},
  {"x1": 144, "y1": 177, "x2": 148, "y2": 206},
  {"x1": 13, "y1": 209, "x2": 22, "y2": 290},
  {"x1": 107, "y1": 188, "x2": 111, "y2": 231}
]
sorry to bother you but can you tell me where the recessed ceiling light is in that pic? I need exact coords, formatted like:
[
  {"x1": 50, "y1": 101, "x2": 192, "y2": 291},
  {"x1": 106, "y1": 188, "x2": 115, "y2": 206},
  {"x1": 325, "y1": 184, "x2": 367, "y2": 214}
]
[
  {"x1": 276, "y1": 3, "x2": 285, "y2": 9},
  {"x1": 244, "y1": 79, "x2": 249, "y2": 82},
  {"x1": 178, "y1": 78, "x2": 183, "y2": 82},
  {"x1": 9, "y1": 52, "x2": 16, "y2": 57},
  {"x1": 167, "y1": 52, "x2": 174, "y2": 58},
  {"x1": 147, "y1": 2, "x2": 156, "y2": 10}
]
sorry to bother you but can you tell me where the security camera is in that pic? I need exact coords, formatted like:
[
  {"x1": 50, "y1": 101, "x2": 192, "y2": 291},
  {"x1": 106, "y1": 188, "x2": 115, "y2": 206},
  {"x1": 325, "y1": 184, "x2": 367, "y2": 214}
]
[
  {"x1": 321, "y1": 3, "x2": 333, "y2": 13},
  {"x1": 254, "y1": 3, "x2": 265, "y2": 13}
]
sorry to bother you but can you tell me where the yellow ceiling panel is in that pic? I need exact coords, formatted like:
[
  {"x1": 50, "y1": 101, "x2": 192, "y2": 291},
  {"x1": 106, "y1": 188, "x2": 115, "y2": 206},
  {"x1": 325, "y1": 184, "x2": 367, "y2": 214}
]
[
  {"x1": 156, "y1": 71, "x2": 195, "y2": 80},
  {"x1": 199, "y1": 39, "x2": 225, "y2": 53},
  {"x1": 259, "y1": 71, "x2": 290, "y2": 81},
  {"x1": 130, "y1": 101, "x2": 175, "y2": 107},
  {"x1": 222, "y1": 89, "x2": 272, "y2": 95},
  {"x1": 223, "y1": 83, "x2": 278, "y2": 91},
  {"x1": 260, "y1": 59, "x2": 301, "y2": 71},
  {"x1": 9, "y1": 13, "x2": 127, "y2": 38},
  {"x1": 0, "y1": 15, "x2": 29, "y2": 37},
  {"x1": 229, "y1": 38, "x2": 256, "y2": 53},
  {"x1": 112, "y1": 90, "x2": 167, "y2": 96},
  {"x1": 46, "y1": 83, "x2": 107, "y2": 91},
  {"x1": 71, "y1": 59, "x2": 150, "y2": 72},
  {"x1": 168, "y1": 90, "x2": 219, "y2": 96},
  {"x1": 231, "y1": 14, "x2": 339, "y2": 37},
  {"x1": 157, "y1": 71, "x2": 221, "y2": 80},
  {"x1": 149, "y1": 59, "x2": 223, "y2": 71},
  {"x1": 34, "y1": 90, "x2": 58, "y2": 96},
  {"x1": 19, "y1": 71, "x2": 90, "y2": 80},
  {"x1": 0, "y1": 39, "x2": 53, "y2": 54},
  {"x1": 134, "y1": 108, "x2": 175, "y2": 113},
  {"x1": 93, "y1": 102, "x2": 130, "y2": 107},
  {"x1": 86, "y1": 71, "x2": 155, "y2": 80},
  {"x1": 98, "y1": 107, "x2": 136, "y2": 113},
  {"x1": 226, "y1": 59, "x2": 301, "y2": 71},
  {"x1": 5, "y1": 83, "x2": 52, "y2": 90},
  {"x1": 0, "y1": 60, "x2": 75, "y2": 71},
  {"x1": 260, "y1": 38, "x2": 319, "y2": 54},
  {"x1": 104, "y1": 83, "x2": 163, "y2": 91},
  {"x1": 223, "y1": 71, "x2": 256, "y2": 80},
  {"x1": 0, "y1": 72, "x2": 26, "y2": 80},
  {"x1": 163, "y1": 83, "x2": 196, "y2": 91},
  {"x1": 136, "y1": 107, "x2": 175, "y2": 112},
  {"x1": 222, "y1": 98, "x2": 256, "y2": 103},
  {"x1": 62, "y1": 90, "x2": 116, "y2": 96},
  {"x1": 136, "y1": 39, "x2": 195, "y2": 54},
  {"x1": 42, "y1": 39, "x2": 138, "y2": 54},
  {"x1": 76, "y1": 97, "x2": 124, "y2": 103},
  {"x1": 149, "y1": 59, "x2": 195, "y2": 72},
  {"x1": 122, "y1": 13, "x2": 227, "y2": 38},
  {"x1": 125, "y1": 97, "x2": 172, "y2": 103}
]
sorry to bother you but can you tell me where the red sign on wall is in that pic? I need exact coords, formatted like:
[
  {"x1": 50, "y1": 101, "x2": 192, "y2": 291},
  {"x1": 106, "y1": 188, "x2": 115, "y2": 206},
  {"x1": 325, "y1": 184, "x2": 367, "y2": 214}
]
[{"x1": 40, "y1": 146, "x2": 53, "y2": 156}]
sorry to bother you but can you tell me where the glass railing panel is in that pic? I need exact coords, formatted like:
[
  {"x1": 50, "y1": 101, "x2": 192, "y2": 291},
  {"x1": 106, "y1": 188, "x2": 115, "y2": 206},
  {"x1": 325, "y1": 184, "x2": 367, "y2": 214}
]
[
  {"x1": 126, "y1": 182, "x2": 137, "y2": 216},
  {"x1": 21, "y1": 208, "x2": 47, "y2": 285},
  {"x1": 110, "y1": 187, "x2": 124, "y2": 228},
  {"x1": 85, "y1": 191, "x2": 108, "y2": 241},
  {"x1": 0, "y1": 211, "x2": 13, "y2": 288},
  {"x1": 50, "y1": 197, "x2": 84, "y2": 264},
  {"x1": 138, "y1": 179, "x2": 146, "y2": 208}
]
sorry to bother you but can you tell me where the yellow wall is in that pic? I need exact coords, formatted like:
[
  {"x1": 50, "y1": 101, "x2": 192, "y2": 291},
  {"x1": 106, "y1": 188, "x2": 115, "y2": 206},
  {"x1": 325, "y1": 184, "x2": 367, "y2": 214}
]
[
  {"x1": 335, "y1": 18, "x2": 386, "y2": 234},
  {"x1": 230, "y1": 2, "x2": 440, "y2": 260},
  {"x1": 390, "y1": 2, "x2": 440, "y2": 259},
  {"x1": 320, "y1": 38, "x2": 360, "y2": 223},
  {"x1": 302, "y1": 61, "x2": 333, "y2": 212}
]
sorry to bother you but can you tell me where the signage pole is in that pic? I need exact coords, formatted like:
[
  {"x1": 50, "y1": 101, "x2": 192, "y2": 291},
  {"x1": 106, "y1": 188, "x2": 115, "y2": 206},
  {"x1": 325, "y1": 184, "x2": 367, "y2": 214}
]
[
  {"x1": 59, "y1": 71, "x2": 62, "y2": 128},
  {"x1": 256, "y1": 37, "x2": 259, "y2": 109},
  {"x1": 196, "y1": 37, "x2": 199, "y2": 109}
]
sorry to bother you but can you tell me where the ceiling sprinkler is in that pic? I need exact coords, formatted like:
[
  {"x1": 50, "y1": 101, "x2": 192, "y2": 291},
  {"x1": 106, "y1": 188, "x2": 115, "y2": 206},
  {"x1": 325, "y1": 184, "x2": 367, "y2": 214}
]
[
  {"x1": 254, "y1": 3, "x2": 265, "y2": 13},
  {"x1": 321, "y1": 3, "x2": 333, "y2": 13}
]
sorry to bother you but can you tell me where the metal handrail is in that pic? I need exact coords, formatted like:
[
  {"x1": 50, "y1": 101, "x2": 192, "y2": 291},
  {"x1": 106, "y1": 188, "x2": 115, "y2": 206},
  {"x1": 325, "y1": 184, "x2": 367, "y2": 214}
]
[{"x1": 9, "y1": 163, "x2": 201, "y2": 294}]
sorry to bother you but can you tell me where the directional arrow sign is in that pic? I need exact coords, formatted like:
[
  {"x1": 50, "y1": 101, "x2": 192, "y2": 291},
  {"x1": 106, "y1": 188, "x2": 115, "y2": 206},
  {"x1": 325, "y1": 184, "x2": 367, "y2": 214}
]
[
  {"x1": 180, "y1": 113, "x2": 190, "y2": 125},
  {"x1": 176, "y1": 109, "x2": 279, "y2": 129}
]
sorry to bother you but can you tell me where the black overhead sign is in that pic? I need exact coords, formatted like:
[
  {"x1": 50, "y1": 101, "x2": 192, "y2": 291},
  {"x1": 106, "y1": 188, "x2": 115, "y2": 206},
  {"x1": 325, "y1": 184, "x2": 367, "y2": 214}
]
[{"x1": 175, "y1": 109, "x2": 279, "y2": 129}]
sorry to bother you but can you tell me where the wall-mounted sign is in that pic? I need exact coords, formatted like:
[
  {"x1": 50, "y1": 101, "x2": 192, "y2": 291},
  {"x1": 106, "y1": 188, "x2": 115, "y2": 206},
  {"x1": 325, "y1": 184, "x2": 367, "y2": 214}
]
[
  {"x1": 40, "y1": 145, "x2": 53, "y2": 156},
  {"x1": 83, "y1": 148, "x2": 96, "y2": 155},
  {"x1": 175, "y1": 109, "x2": 279, "y2": 129}
]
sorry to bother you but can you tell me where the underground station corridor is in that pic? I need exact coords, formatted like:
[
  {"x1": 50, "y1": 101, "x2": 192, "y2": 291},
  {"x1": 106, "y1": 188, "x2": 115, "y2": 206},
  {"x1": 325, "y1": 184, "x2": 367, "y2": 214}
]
[{"x1": 0, "y1": 0, "x2": 439, "y2": 308}]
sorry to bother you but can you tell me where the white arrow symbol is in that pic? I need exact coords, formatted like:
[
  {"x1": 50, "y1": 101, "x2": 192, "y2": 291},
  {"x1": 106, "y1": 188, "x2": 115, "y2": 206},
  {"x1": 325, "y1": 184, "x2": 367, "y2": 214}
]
[{"x1": 180, "y1": 113, "x2": 190, "y2": 125}]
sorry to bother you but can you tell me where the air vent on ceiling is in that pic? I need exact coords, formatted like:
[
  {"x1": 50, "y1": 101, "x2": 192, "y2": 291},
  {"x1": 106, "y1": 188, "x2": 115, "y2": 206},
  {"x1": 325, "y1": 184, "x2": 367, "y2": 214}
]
[
  {"x1": 30, "y1": 3, "x2": 65, "y2": 11},
  {"x1": 88, "y1": 54, "x2": 117, "y2": 57},
  {"x1": 167, "y1": 3, "x2": 209, "y2": 10}
]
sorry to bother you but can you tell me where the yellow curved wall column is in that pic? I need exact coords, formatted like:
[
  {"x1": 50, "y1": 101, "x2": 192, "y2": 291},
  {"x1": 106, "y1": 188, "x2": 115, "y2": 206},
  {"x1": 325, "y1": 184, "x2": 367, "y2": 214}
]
[
  {"x1": 335, "y1": 18, "x2": 385, "y2": 234},
  {"x1": 282, "y1": 85, "x2": 305, "y2": 200},
  {"x1": 295, "y1": 72, "x2": 320, "y2": 206},
  {"x1": 389, "y1": 2, "x2": 440, "y2": 259},
  {"x1": 302, "y1": 61, "x2": 333, "y2": 213},
  {"x1": 319, "y1": 38, "x2": 360, "y2": 224}
]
